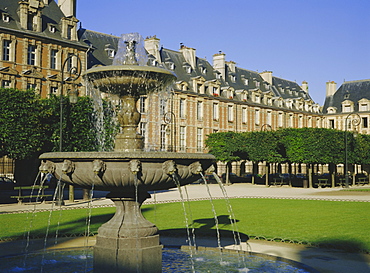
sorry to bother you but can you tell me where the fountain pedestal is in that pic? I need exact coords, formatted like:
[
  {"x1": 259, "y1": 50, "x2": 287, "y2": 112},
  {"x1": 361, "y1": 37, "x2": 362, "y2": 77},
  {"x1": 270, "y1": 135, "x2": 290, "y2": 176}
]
[{"x1": 94, "y1": 192, "x2": 162, "y2": 273}]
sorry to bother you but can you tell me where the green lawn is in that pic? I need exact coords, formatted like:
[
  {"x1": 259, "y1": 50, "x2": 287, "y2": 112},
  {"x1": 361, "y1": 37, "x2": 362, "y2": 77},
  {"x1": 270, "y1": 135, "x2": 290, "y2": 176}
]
[{"x1": 1, "y1": 198, "x2": 369, "y2": 252}]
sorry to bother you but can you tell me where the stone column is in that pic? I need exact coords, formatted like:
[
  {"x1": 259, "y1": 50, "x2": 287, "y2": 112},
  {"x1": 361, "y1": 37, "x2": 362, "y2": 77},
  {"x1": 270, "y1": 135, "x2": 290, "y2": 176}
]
[{"x1": 94, "y1": 191, "x2": 162, "y2": 273}]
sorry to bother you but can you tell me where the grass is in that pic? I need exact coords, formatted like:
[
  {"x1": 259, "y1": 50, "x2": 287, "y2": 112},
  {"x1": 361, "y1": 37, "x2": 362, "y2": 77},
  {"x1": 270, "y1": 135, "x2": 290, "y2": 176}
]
[
  {"x1": 0, "y1": 198, "x2": 369, "y2": 252},
  {"x1": 341, "y1": 188, "x2": 370, "y2": 192}
]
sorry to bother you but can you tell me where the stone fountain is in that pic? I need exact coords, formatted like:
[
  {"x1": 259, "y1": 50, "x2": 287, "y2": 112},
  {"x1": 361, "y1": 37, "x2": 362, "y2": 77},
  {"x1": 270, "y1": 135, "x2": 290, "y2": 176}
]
[{"x1": 39, "y1": 33, "x2": 215, "y2": 273}]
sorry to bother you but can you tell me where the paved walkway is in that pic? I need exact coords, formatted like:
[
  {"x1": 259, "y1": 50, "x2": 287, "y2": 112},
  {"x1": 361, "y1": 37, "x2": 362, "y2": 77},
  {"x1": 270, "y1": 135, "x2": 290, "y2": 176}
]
[{"x1": 0, "y1": 184, "x2": 369, "y2": 272}]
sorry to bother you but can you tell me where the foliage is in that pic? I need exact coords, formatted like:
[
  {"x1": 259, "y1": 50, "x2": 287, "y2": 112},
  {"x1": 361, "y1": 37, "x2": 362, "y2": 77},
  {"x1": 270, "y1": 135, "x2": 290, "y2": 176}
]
[
  {"x1": 0, "y1": 88, "x2": 48, "y2": 160},
  {"x1": 279, "y1": 128, "x2": 345, "y2": 164},
  {"x1": 241, "y1": 130, "x2": 285, "y2": 163},
  {"x1": 205, "y1": 132, "x2": 245, "y2": 163},
  {"x1": 0, "y1": 89, "x2": 118, "y2": 160}
]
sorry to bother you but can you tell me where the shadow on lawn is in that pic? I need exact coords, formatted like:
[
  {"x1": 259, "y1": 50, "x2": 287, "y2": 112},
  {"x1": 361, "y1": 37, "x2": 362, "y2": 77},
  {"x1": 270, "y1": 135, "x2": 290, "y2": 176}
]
[
  {"x1": 298, "y1": 238, "x2": 370, "y2": 272},
  {"x1": 160, "y1": 214, "x2": 249, "y2": 248}
]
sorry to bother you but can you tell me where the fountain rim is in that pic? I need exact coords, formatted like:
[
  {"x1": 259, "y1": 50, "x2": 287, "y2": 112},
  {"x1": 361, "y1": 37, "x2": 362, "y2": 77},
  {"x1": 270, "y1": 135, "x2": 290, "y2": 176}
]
[
  {"x1": 82, "y1": 64, "x2": 177, "y2": 78},
  {"x1": 39, "y1": 151, "x2": 215, "y2": 161}
]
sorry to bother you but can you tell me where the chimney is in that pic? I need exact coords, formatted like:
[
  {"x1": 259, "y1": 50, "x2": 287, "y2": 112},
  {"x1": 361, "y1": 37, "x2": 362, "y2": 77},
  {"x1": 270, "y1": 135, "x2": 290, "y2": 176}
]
[
  {"x1": 180, "y1": 44, "x2": 196, "y2": 69},
  {"x1": 58, "y1": 0, "x2": 76, "y2": 17},
  {"x1": 301, "y1": 81, "x2": 309, "y2": 93},
  {"x1": 213, "y1": 52, "x2": 226, "y2": 80},
  {"x1": 144, "y1": 36, "x2": 161, "y2": 63},
  {"x1": 326, "y1": 81, "x2": 337, "y2": 97},
  {"x1": 260, "y1": 71, "x2": 273, "y2": 85}
]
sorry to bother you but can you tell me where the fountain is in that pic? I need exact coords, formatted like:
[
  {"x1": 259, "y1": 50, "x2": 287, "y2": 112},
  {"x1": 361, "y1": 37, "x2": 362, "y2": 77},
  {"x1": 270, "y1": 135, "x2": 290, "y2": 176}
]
[{"x1": 39, "y1": 33, "x2": 215, "y2": 273}]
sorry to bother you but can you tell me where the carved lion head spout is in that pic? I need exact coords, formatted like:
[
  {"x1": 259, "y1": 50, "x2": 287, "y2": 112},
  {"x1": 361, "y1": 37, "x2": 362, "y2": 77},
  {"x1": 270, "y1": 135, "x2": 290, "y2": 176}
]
[
  {"x1": 92, "y1": 160, "x2": 106, "y2": 175},
  {"x1": 189, "y1": 161, "x2": 203, "y2": 175},
  {"x1": 62, "y1": 160, "x2": 75, "y2": 175},
  {"x1": 205, "y1": 164, "x2": 216, "y2": 174},
  {"x1": 129, "y1": 159, "x2": 141, "y2": 174},
  {"x1": 39, "y1": 160, "x2": 56, "y2": 174},
  {"x1": 162, "y1": 160, "x2": 177, "y2": 175}
]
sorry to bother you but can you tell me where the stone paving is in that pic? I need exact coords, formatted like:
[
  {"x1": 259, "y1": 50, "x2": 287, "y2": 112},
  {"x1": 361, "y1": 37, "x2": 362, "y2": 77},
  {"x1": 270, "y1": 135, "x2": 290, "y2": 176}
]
[{"x1": 0, "y1": 183, "x2": 369, "y2": 272}]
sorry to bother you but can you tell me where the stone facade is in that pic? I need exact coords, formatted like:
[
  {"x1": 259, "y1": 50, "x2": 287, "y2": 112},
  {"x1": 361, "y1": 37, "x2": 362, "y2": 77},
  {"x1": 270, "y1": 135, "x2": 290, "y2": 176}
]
[{"x1": 0, "y1": 0, "x2": 87, "y2": 98}]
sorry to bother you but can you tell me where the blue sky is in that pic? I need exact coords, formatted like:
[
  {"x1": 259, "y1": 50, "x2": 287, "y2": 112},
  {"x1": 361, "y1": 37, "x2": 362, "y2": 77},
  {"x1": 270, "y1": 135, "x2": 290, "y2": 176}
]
[{"x1": 77, "y1": 0, "x2": 370, "y2": 105}]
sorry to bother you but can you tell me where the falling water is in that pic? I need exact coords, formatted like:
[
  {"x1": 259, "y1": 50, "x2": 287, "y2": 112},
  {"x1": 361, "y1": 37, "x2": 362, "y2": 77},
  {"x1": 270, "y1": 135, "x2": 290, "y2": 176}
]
[
  {"x1": 211, "y1": 172, "x2": 247, "y2": 267},
  {"x1": 84, "y1": 182, "x2": 95, "y2": 272},
  {"x1": 199, "y1": 173, "x2": 222, "y2": 249},
  {"x1": 171, "y1": 173, "x2": 195, "y2": 273},
  {"x1": 22, "y1": 171, "x2": 45, "y2": 267},
  {"x1": 40, "y1": 177, "x2": 65, "y2": 273},
  {"x1": 212, "y1": 172, "x2": 243, "y2": 248},
  {"x1": 113, "y1": 33, "x2": 148, "y2": 66}
]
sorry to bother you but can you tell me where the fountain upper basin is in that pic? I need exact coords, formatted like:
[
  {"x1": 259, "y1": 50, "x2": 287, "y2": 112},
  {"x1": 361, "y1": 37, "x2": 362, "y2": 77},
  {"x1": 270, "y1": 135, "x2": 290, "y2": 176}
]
[
  {"x1": 39, "y1": 152, "x2": 215, "y2": 192},
  {"x1": 83, "y1": 65, "x2": 177, "y2": 96}
]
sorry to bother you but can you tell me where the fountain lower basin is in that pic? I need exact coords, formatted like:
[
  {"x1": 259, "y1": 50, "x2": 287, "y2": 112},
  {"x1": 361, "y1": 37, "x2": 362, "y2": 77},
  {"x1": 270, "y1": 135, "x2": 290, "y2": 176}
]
[{"x1": 39, "y1": 151, "x2": 214, "y2": 192}]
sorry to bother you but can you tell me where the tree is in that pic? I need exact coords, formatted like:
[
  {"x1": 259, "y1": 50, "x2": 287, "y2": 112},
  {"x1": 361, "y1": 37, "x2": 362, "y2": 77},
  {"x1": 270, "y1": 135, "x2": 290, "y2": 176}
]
[
  {"x1": 0, "y1": 88, "x2": 48, "y2": 160},
  {"x1": 205, "y1": 132, "x2": 245, "y2": 184},
  {"x1": 242, "y1": 130, "x2": 285, "y2": 186}
]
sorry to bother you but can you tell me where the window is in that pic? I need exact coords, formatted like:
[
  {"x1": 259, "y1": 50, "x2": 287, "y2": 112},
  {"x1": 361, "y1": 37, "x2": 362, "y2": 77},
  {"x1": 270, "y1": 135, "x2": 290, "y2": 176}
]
[
  {"x1": 179, "y1": 98, "x2": 186, "y2": 118},
  {"x1": 27, "y1": 83, "x2": 36, "y2": 90},
  {"x1": 160, "y1": 99, "x2": 166, "y2": 115},
  {"x1": 197, "y1": 128, "x2": 203, "y2": 152},
  {"x1": 49, "y1": 25, "x2": 56, "y2": 33},
  {"x1": 27, "y1": 14, "x2": 34, "y2": 30},
  {"x1": 329, "y1": 119, "x2": 335, "y2": 129},
  {"x1": 179, "y1": 126, "x2": 186, "y2": 152},
  {"x1": 362, "y1": 117, "x2": 368, "y2": 128},
  {"x1": 228, "y1": 105, "x2": 234, "y2": 122},
  {"x1": 197, "y1": 101, "x2": 203, "y2": 120},
  {"x1": 360, "y1": 103, "x2": 368, "y2": 112},
  {"x1": 242, "y1": 107, "x2": 247, "y2": 123},
  {"x1": 50, "y1": 49, "x2": 58, "y2": 69},
  {"x1": 139, "y1": 96, "x2": 147, "y2": 113},
  {"x1": 67, "y1": 25, "x2": 73, "y2": 40},
  {"x1": 266, "y1": 111, "x2": 272, "y2": 125},
  {"x1": 343, "y1": 105, "x2": 351, "y2": 113},
  {"x1": 308, "y1": 116, "x2": 312, "y2": 128},
  {"x1": 2, "y1": 13, "x2": 10, "y2": 23},
  {"x1": 140, "y1": 122, "x2": 147, "y2": 142},
  {"x1": 27, "y1": 45, "x2": 36, "y2": 65},
  {"x1": 254, "y1": 95, "x2": 260, "y2": 104},
  {"x1": 288, "y1": 114, "x2": 293, "y2": 128},
  {"x1": 2, "y1": 80, "x2": 10, "y2": 88},
  {"x1": 50, "y1": 86, "x2": 58, "y2": 95},
  {"x1": 2, "y1": 40, "x2": 11, "y2": 61},
  {"x1": 255, "y1": 109, "x2": 260, "y2": 125},
  {"x1": 66, "y1": 53, "x2": 73, "y2": 72},
  {"x1": 160, "y1": 124, "x2": 166, "y2": 151},
  {"x1": 213, "y1": 103, "x2": 219, "y2": 121},
  {"x1": 298, "y1": 115, "x2": 303, "y2": 128},
  {"x1": 278, "y1": 113, "x2": 283, "y2": 127}
]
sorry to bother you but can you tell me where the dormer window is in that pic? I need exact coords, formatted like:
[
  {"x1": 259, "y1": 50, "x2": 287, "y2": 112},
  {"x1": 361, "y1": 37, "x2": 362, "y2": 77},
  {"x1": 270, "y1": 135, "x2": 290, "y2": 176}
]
[
  {"x1": 167, "y1": 62, "x2": 175, "y2": 70},
  {"x1": 49, "y1": 24, "x2": 56, "y2": 33},
  {"x1": 214, "y1": 71, "x2": 221, "y2": 79},
  {"x1": 2, "y1": 13, "x2": 10, "y2": 23},
  {"x1": 244, "y1": 78, "x2": 249, "y2": 85},
  {"x1": 358, "y1": 99, "x2": 369, "y2": 112},
  {"x1": 254, "y1": 80, "x2": 260, "y2": 88},
  {"x1": 230, "y1": 74, "x2": 236, "y2": 82},
  {"x1": 107, "y1": 49, "x2": 115, "y2": 58},
  {"x1": 327, "y1": 107, "x2": 336, "y2": 114},
  {"x1": 105, "y1": 44, "x2": 116, "y2": 59},
  {"x1": 183, "y1": 64, "x2": 191, "y2": 74},
  {"x1": 342, "y1": 100, "x2": 354, "y2": 113},
  {"x1": 254, "y1": 95, "x2": 260, "y2": 104},
  {"x1": 148, "y1": 57, "x2": 157, "y2": 66}
]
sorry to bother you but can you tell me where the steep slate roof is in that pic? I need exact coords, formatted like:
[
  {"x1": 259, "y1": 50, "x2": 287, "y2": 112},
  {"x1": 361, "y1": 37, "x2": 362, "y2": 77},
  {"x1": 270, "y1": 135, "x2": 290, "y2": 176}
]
[
  {"x1": 0, "y1": 0, "x2": 85, "y2": 47},
  {"x1": 78, "y1": 29, "x2": 119, "y2": 67},
  {"x1": 323, "y1": 79, "x2": 370, "y2": 113},
  {"x1": 76, "y1": 29, "x2": 316, "y2": 108}
]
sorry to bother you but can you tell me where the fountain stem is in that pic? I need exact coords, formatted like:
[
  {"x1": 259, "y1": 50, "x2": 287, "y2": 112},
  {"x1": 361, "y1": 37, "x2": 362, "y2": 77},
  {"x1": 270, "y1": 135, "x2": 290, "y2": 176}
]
[{"x1": 115, "y1": 95, "x2": 144, "y2": 152}]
